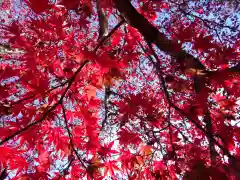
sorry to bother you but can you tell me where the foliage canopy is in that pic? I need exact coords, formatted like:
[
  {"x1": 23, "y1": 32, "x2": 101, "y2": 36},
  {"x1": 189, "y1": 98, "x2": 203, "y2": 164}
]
[{"x1": 0, "y1": 0, "x2": 240, "y2": 179}]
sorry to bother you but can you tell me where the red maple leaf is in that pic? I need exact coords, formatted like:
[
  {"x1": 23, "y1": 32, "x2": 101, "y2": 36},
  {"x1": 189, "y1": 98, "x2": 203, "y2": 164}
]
[
  {"x1": 0, "y1": 0, "x2": 238, "y2": 179},
  {"x1": 118, "y1": 129, "x2": 142, "y2": 146},
  {"x1": 98, "y1": 141, "x2": 118, "y2": 157},
  {"x1": 25, "y1": 0, "x2": 52, "y2": 14}
]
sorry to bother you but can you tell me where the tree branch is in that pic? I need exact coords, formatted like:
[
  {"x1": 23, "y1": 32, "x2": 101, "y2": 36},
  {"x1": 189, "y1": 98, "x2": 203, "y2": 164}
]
[
  {"x1": 61, "y1": 103, "x2": 89, "y2": 174},
  {"x1": 142, "y1": 41, "x2": 240, "y2": 175},
  {"x1": 94, "y1": 19, "x2": 125, "y2": 51},
  {"x1": 0, "y1": 60, "x2": 88, "y2": 146},
  {"x1": 204, "y1": 111, "x2": 217, "y2": 165},
  {"x1": 11, "y1": 80, "x2": 69, "y2": 106},
  {"x1": 114, "y1": 0, "x2": 206, "y2": 71},
  {"x1": 56, "y1": 158, "x2": 75, "y2": 180},
  {"x1": 101, "y1": 86, "x2": 111, "y2": 130},
  {"x1": 114, "y1": 0, "x2": 240, "y2": 75},
  {"x1": 0, "y1": 18, "x2": 125, "y2": 146}
]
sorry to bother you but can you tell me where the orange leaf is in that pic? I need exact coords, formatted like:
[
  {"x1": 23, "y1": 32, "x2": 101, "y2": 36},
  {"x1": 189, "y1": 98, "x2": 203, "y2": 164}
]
[
  {"x1": 85, "y1": 85, "x2": 97, "y2": 99},
  {"x1": 140, "y1": 145, "x2": 152, "y2": 155}
]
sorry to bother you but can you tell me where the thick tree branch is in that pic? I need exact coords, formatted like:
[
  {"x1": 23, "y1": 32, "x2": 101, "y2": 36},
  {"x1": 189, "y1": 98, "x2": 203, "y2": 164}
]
[
  {"x1": 204, "y1": 111, "x2": 217, "y2": 165},
  {"x1": 114, "y1": 0, "x2": 205, "y2": 71},
  {"x1": 114, "y1": 0, "x2": 240, "y2": 74}
]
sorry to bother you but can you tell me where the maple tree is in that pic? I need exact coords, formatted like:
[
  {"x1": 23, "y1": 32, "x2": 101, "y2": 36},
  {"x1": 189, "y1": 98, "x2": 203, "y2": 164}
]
[{"x1": 0, "y1": 0, "x2": 240, "y2": 179}]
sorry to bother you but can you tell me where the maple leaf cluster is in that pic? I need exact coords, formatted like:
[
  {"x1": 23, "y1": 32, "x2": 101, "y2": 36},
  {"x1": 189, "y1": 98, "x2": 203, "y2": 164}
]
[{"x1": 0, "y1": 0, "x2": 240, "y2": 179}]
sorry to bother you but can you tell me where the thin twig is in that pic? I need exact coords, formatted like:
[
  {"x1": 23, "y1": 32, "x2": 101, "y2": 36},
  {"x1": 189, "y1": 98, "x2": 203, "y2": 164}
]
[
  {"x1": 143, "y1": 41, "x2": 240, "y2": 173},
  {"x1": 61, "y1": 103, "x2": 89, "y2": 175},
  {"x1": 56, "y1": 158, "x2": 75, "y2": 180},
  {"x1": 0, "y1": 18, "x2": 125, "y2": 146},
  {"x1": 0, "y1": 60, "x2": 88, "y2": 146},
  {"x1": 94, "y1": 19, "x2": 125, "y2": 51},
  {"x1": 11, "y1": 80, "x2": 69, "y2": 106}
]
